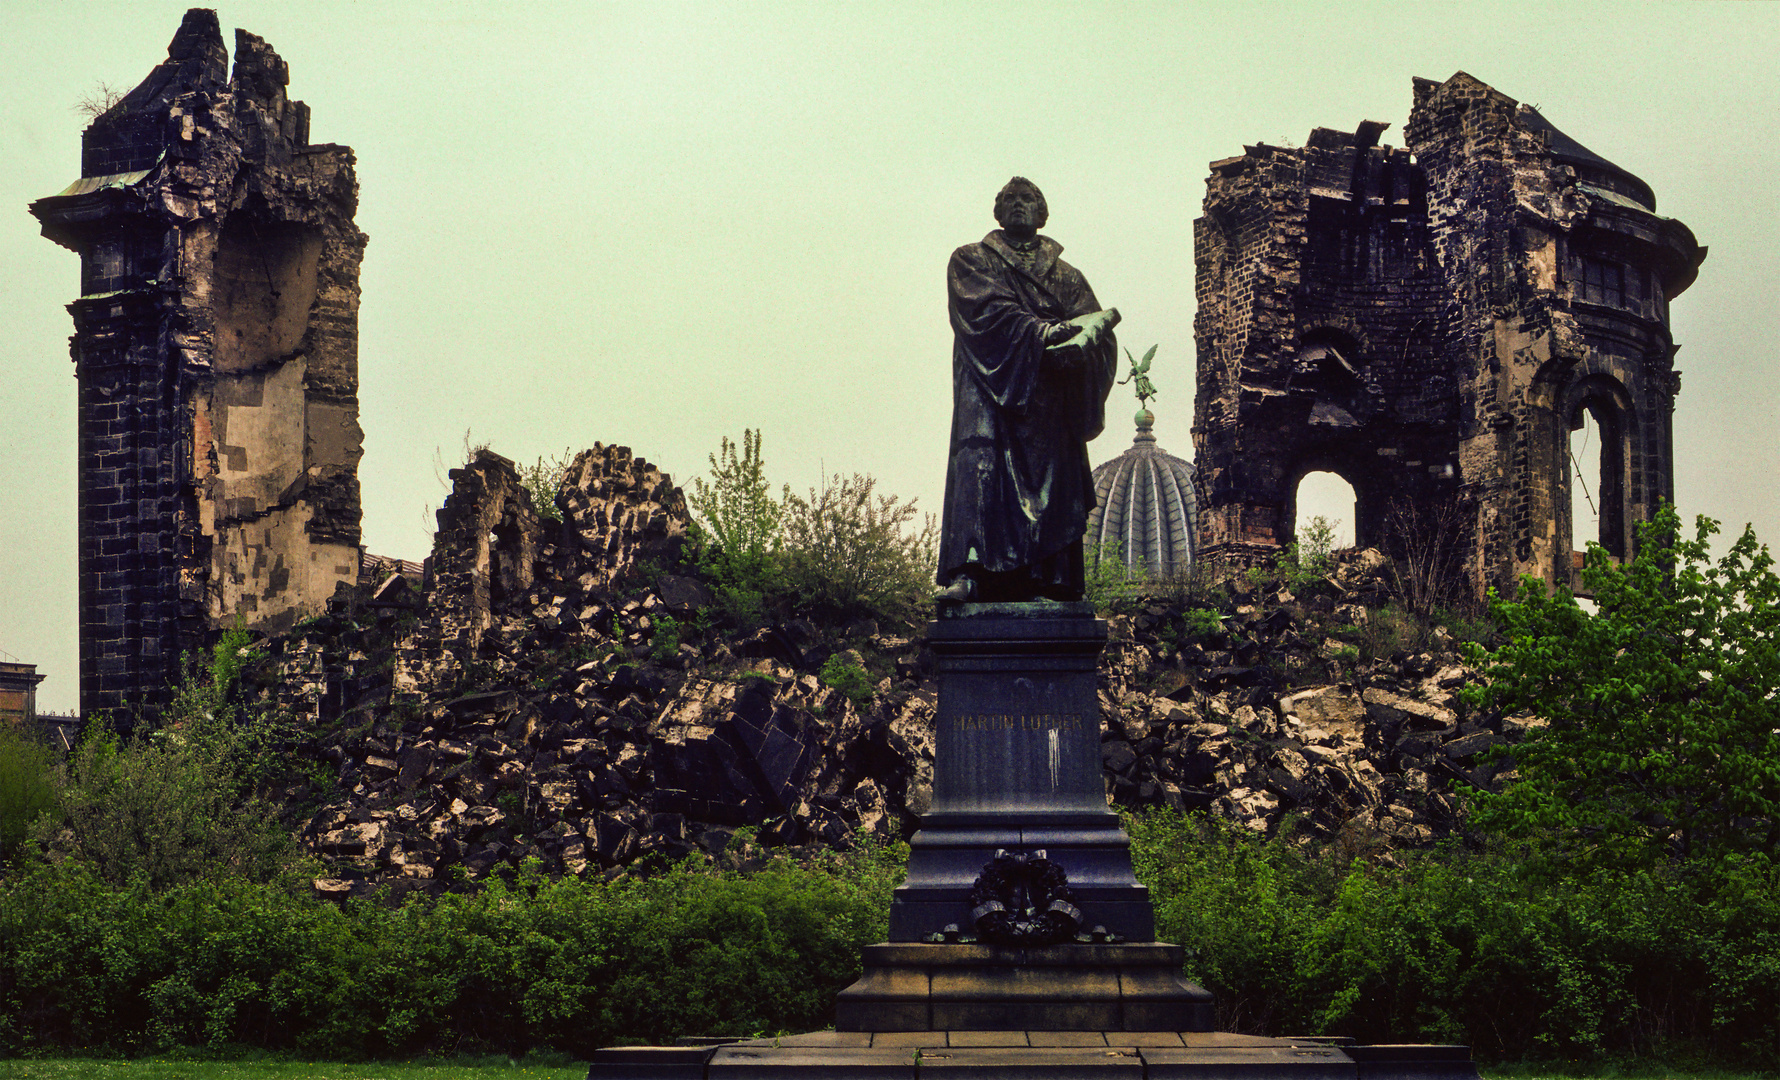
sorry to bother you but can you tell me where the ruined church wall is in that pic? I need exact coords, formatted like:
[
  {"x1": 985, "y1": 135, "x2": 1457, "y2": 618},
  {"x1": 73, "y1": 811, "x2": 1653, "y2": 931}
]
[
  {"x1": 31, "y1": 10, "x2": 365, "y2": 719},
  {"x1": 1196, "y1": 72, "x2": 1701, "y2": 600}
]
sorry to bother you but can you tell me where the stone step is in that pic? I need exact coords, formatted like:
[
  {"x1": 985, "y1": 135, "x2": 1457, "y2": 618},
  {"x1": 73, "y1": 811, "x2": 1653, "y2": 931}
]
[{"x1": 586, "y1": 1033, "x2": 1479, "y2": 1080}]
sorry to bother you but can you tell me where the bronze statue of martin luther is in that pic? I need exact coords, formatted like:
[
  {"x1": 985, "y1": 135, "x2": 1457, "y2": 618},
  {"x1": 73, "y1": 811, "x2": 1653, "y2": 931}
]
[{"x1": 935, "y1": 177, "x2": 1120, "y2": 604}]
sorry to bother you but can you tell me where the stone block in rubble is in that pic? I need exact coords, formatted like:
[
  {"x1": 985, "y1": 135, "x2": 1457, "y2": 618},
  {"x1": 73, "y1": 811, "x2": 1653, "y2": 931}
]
[
  {"x1": 649, "y1": 679, "x2": 823, "y2": 824},
  {"x1": 655, "y1": 573, "x2": 715, "y2": 614},
  {"x1": 735, "y1": 626, "x2": 808, "y2": 668},
  {"x1": 395, "y1": 747, "x2": 432, "y2": 789},
  {"x1": 1442, "y1": 730, "x2": 1500, "y2": 760},
  {"x1": 1363, "y1": 687, "x2": 1456, "y2": 733},
  {"x1": 727, "y1": 684, "x2": 822, "y2": 811},
  {"x1": 1217, "y1": 787, "x2": 1281, "y2": 831}
]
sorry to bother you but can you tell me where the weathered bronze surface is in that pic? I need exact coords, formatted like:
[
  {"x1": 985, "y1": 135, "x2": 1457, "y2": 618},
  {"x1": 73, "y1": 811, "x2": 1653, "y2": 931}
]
[{"x1": 938, "y1": 178, "x2": 1120, "y2": 603}]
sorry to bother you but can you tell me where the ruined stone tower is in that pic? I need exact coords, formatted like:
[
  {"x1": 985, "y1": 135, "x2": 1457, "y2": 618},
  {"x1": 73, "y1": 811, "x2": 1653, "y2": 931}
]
[
  {"x1": 30, "y1": 9, "x2": 366, "y2": 723},
  {"x1": 1192, "y1": 72, "x2": 1704, "y2": 598}
]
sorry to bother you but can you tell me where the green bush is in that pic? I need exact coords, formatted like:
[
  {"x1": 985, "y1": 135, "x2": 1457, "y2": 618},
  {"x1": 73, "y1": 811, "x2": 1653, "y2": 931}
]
[
  {"x1": 520, "y1": 447, "x2": 576, "y2": 524},
  {"x1": 0, "y1": 840, "x2": 906, "y2": 1058},
  {"x1": 32, "y1": 630, "x2": 298, "y2": 889},
  {"x1": 687, "y1": 430, "x2": 787, "y2": 624},
  {"x1": 649, "y1": 615, "x2": 683, "y2": 662},
  {"x1": 686, "y1": 432, "x2": 935, "y2": 630},
  {"x1": 4, "y1": 804, "x2": 1776, "y2": 1067},
  {"x1": 1084, "y1": 539, "x2": 1144, "y2": 612},
  {"x1": 1246, "y1": 516, "x2": 1339, "y2": 593},
  {"x1": 1465, "y1": 505, "x2": 1780, "y2": 870},
  {"x1": 1126, "y1": 810, "x2": 1780, "y2": 1067},
  {"x1": 818, "y1": 654, "x2": 875, "y2": 710},
  {"x1": 0, "y1": 724, "x2": 57, "y2": 865}
]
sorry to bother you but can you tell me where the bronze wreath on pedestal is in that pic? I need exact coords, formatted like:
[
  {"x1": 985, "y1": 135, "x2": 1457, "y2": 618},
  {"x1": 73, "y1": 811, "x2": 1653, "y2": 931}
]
[{"x1": 968, "y1": 848, "x2": 1083, "y2": 946}]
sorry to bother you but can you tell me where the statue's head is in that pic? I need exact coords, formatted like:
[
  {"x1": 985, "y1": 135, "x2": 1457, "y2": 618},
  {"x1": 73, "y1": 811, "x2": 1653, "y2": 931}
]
[{"x1": 994, "y1": 177, "x2": 1048, "y2": 232}]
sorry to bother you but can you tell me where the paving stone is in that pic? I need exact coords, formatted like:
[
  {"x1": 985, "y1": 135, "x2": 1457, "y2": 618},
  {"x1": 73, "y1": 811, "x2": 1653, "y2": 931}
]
[{"x1": 915, "y1": 1047, "x2": 1143, "y2": 1080}]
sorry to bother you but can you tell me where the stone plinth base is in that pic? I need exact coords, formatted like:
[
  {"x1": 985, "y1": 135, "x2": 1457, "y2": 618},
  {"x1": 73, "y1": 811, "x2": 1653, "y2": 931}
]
[
  {"x1": 586, "y1": 1030, "x2": 1481, "y2": 1080},
  {"x1": 834, "y1": 943, "x2": 1215, "y2": 1033},
  {"x1": 893, "y1": 606, "x2": 1156, "y2": 943}
]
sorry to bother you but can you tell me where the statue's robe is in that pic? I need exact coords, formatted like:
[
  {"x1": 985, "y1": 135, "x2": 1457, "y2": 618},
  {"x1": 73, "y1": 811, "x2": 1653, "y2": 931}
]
[{"x1": 939, "y1": 230, "x2": 1116, "y2": 600}]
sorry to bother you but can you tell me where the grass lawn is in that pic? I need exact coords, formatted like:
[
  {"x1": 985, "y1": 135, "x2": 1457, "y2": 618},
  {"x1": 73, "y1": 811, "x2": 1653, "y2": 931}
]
[
  {"x1": 0, "y1": 1057, "x2": 587, "y2": 1080},
  {"x1": 4, "y1": 1059, "x2": 1766, "y2": 1080},
  {"x1": 1480, "y1": 1068, "x2": 1766, "y2": 1080}
]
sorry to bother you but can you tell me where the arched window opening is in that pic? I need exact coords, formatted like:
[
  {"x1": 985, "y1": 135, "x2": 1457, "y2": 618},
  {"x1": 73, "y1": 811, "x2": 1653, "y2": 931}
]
[
  {"x1": 1569, "y1": 409, "x2": 1602, "y2": 560},
  {"x1": 1293, "y1": 471, "x2": 1357, "y2": 553},
  {"x1": 1568, "y1": 399, "x2": 1624, "y2": 562}
]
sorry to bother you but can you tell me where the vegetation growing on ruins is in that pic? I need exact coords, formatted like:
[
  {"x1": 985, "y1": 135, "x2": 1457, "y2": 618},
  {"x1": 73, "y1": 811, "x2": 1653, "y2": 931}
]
[
  {"x1": 519, "y1": 448, "x2": 576, "y2": 524},
  {"x1": 686, "y1": 431, "x2": 937, "y2": 630}
]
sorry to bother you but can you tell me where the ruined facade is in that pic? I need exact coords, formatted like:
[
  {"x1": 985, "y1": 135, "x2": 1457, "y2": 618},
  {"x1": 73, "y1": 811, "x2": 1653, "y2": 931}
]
[
  {"x1": 1193, "y1": 72, "x2": 1705, "y2": 597},
  {"x1": 30, "y1": 10, "x2": 366, "y2": 721}
]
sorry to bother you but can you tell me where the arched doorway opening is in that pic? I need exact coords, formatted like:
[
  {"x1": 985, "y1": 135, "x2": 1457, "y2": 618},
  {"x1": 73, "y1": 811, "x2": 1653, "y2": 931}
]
[{"x1": 1293, "y1": 470, "x2": 1357, "y2": 553}]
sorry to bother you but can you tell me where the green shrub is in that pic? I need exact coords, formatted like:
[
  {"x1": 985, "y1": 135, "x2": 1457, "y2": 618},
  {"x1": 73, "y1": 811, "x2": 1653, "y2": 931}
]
[
  {"x1": 818, "y1": 654, "x2": 875, "y2": 710},
  {"x1": 650, "y1": 615, "x2": 683, "y2": 662},
  {"x1": 1245, "y1": 517, "x2": 1340, "y2": 594},
  {"x1": 1465, "y1": 505, "x2": 1780, "y2": 870},
  {"x1": 1085, "y1": 539, "x2": 1144, "y2": 612},
  {"x1": 0, "y1": 724, "x2": 57, "y2": 865},
  {"x1": 0, "y1": 840, "x2": 907, "y2": 1058},
  {"x1": 520, "y1": 447, "x2": 576, "y2": 523},
  {"x1": 687, "y1": 431, "x2": 787, "y2": 624},
  {"x1": 1178, "y1": 607, "x2": 1225, "y2": 644},
  {"x1": 32, "y1": 630, "x2": 298, "y2": 889},
  {"x1": 779, "y1": 473, "x2": 936, "y2": 628},
  {"x1": 1125, "y1": 809, "x2": 1780, "y2": 1067}
]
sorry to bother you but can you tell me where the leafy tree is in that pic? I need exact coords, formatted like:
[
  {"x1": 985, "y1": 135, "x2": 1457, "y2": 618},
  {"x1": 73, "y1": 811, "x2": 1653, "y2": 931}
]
[{"x1": 1463, "y1": 504, "x2": 1780, "y2": 868}]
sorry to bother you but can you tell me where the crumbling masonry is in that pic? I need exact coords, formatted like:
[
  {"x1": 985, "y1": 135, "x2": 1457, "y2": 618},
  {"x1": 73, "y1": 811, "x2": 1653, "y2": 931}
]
[
  {"x1": 30, "y1": 10, "x2": 366, "y2": 722},
  {"x1": 1193, "y1": 72, "x2": 1706, "y2": 597}
]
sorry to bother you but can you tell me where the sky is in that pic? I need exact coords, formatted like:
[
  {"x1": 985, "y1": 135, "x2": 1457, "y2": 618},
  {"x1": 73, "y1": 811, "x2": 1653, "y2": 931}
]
[{"x1": 3, "y1": 2, "x2": 1775, "y2": 714}]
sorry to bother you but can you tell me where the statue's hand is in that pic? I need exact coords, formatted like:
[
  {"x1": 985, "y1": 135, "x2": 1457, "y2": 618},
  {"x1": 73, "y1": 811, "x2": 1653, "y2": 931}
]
[{"x1": 1079, "y1": 308, "x2": 1121, "y2": 348}]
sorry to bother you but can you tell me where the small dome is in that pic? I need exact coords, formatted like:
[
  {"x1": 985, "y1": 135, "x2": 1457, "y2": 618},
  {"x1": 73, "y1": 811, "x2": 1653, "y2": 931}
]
[{"x1": 1088, "y1": 412, "x2": 1199, "y2": 580}]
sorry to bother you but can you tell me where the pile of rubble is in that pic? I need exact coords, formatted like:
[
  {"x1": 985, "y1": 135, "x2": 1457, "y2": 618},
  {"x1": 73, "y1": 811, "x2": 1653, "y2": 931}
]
[
  {"x1": 252, "y1": 448, "x2": 1514, "y2": 899},
  {"x1": 1093, "y1": 553, "x2": 1521, "y2": 846}
]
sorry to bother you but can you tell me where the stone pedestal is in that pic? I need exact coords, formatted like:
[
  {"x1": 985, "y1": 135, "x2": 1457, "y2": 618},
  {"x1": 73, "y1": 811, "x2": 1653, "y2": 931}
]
[
  {"x1": 888, "y1": 603, "x2": 1154, "y2": 943},
  {"x1": 835, "y1": 602, "x2": 1211, "y2": 1034}
]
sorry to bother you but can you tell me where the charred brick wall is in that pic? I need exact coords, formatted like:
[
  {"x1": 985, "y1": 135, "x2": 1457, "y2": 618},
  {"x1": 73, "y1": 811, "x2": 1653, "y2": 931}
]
[
  {"x1": 1194, "y1": 72, "x2": 1704, "y2": 598},
  {"x1": 31, "y1": 9, "x2": 366, "y2": 724}
]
